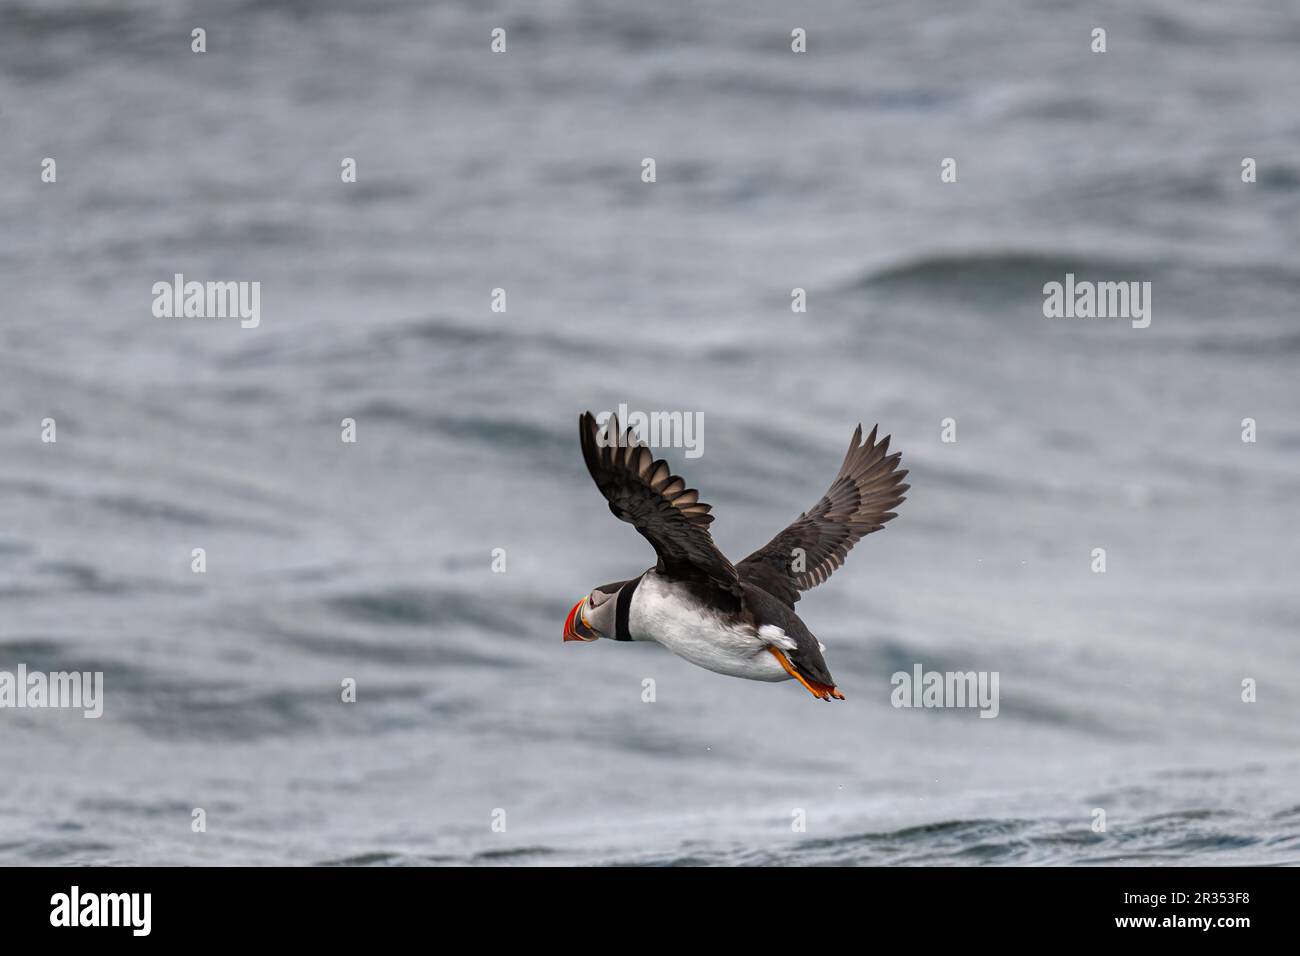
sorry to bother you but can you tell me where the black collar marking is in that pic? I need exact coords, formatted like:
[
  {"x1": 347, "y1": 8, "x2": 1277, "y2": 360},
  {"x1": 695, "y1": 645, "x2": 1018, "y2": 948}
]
[{"x1": 614, "y1": 574, "x2": 643, "y2": 642}]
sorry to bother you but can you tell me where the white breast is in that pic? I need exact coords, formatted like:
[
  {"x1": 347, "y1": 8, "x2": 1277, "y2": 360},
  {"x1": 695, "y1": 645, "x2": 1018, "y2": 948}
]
[{"x1": 628, "y1": 572, "x2": 792, "y2": 683}]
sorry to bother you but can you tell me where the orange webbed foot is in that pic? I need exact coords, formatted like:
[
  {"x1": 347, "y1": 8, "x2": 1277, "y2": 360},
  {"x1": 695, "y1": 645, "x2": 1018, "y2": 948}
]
[{"x1": 766, "y1": 647, "x2": 845, "y2": 701}]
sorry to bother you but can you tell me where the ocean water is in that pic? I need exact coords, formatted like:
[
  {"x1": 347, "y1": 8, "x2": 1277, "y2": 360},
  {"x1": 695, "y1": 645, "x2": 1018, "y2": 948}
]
[{"x1": 1, "y1": 0, "x2": 1298, "y2": 865}]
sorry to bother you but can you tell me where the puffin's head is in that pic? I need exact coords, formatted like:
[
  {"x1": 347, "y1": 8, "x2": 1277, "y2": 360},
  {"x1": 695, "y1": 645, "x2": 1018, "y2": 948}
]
[{"x1": 562, "y1": 579, "x2": 627, "y2": 642}]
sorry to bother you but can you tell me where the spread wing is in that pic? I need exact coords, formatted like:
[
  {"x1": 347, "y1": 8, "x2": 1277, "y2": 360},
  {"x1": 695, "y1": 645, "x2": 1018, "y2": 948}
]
[
  {"x1": 736, "y1": 424, "x2": 908, "y2": 606},
  {"x1": 579, "y1": 411, "x2": 742, "y2": 605}
]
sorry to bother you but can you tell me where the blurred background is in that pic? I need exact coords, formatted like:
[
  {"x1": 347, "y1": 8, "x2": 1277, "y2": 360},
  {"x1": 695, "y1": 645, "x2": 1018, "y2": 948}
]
[{"x1": 0, "y1": 0, "x2": 1297, "y2": 864}]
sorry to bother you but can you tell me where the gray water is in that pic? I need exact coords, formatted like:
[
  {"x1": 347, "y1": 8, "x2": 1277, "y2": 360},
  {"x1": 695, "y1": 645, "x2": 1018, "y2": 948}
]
[{"x1": 1, "y1": 0, "x2": 1298, "y2": 866}]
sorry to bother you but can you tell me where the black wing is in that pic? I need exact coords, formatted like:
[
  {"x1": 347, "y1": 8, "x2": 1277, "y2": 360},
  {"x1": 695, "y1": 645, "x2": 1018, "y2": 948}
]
[
  {"x1": 579, "y1": 411, "x2": 742, "y2": 606},
  {"x1": 736, "y1": 424, "x2": 908, "y2": 607}
]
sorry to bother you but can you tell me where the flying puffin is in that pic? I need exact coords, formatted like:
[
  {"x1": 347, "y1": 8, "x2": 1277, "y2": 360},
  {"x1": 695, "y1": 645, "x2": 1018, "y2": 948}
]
[{"x1": 563, "y1": 412, "x2": 908, "y2": 700}]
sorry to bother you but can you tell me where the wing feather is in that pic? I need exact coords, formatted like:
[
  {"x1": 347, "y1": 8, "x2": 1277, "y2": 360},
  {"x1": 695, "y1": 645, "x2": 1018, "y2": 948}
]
[
  {"x1": 579, "y1": 411, "x2": 742, "y2": 603},
  {"x1": 736, "y1": 424, "x2": 908, "y2": 606}
]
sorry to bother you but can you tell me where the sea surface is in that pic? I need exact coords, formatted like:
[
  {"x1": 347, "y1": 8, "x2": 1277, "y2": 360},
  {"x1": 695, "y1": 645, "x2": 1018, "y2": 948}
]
[{"x1": 1, "y1": 0, "x2": 1298, "y2": 865}]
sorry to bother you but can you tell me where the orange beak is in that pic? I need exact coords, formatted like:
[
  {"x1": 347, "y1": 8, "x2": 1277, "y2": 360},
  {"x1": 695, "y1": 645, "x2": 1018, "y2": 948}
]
[
  {"x1": 564, "y1": 598, "x2": 599, "y2": 641},
  {"x1": 563, "y1": 598, "x2": 587, "y2": 641}
]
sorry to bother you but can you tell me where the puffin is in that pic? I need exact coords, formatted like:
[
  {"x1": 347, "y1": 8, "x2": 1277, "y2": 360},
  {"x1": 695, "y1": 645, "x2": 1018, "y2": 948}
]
[{"x1": 563, "y1": 412, "x2": 908, "y2": 700}]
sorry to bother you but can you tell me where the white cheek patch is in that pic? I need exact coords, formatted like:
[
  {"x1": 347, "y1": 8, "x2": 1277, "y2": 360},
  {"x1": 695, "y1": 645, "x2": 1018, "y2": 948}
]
[{"x1": 589, "y1": 598, "x2": 618, "y2": 637}]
